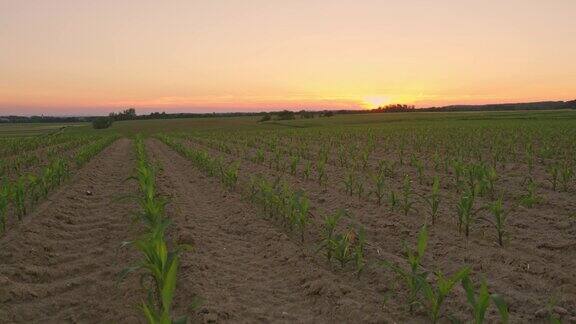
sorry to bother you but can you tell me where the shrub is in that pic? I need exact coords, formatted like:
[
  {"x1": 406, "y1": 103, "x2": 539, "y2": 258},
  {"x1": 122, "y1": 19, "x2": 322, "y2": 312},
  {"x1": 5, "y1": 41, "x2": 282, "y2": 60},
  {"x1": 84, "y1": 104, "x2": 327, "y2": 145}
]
[{"x1": 92, "y1": 117, "x2": 113, "y2": 129}]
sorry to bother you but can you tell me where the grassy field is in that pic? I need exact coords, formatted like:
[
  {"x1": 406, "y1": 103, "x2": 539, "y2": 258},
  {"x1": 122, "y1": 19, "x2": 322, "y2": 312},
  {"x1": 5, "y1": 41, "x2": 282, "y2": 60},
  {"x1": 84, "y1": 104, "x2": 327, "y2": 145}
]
[
  {"x1": 27, "y1": 108, "x2": 575, "y2": 137},
  {"x1": 0, "y1": 122, "x2": 87, "y2": 137},
  {"x1": 3, "y1": 110, "x2": 575, "y2": 138}
]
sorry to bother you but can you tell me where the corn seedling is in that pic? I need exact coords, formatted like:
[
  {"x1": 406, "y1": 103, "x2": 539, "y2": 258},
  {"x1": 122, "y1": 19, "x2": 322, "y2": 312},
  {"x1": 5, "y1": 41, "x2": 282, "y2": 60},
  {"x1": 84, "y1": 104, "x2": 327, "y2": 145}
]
[
  {"x1": 382, "y1": 225, "x2": 429, "y2": 312},
  {"x1": 343, "y1": 172, "x2": 355, "y2": 196},
  {"x1": 290, "y1": 191, "x2": 310, "y2": 242},
  {"x1": 13, "y1": 177, "x2": 27, "y2": 220},
  {"x1": 400, "y1": 175, "x2": 417, "y2": 216},
  {"x1": 318, "y1": 209, "x2": 344, "y2": 262},
  {"x1": 289, "y1": 155, "x2": 300, "y2": 175},
  {"x1": 0, "y1": 181, "x2": 9, "y2": 234},
  {"x1": 330, "y1": 229, "x2": 355, "y2": 268},
  {"x1": 303, "y1": 160, "x2": 312, "y2": 180},
  {"x1": 316, "y1": 160, "x2": 327, "y2": 186},
  {"x1": 519, "y1": 177, "x2": 541, "y2": 208},
  {"x1": 388, "y1": 190, "x2": 398, "y2": 210},
  {"x1": 223, "y1": 162, "x2": 239, "y2": 189},
  {"x1": 457, "y1": 189, "x2": 481, "y2": 237},
  {"x1": 27, "y1": 174, "x2": 41, "y2": 205},
  {"x1": 420, "y1": 267, "x2": 470, "y2": 323},
  {"x1": 485, "y1": 194, "x2": 510, "y2": 247},
  {"x1": 413, "y1": 157, "x2": 425, "y2": 185},
  {"x1": 546, "y1": 162, "x2": 560, "y2": 191},
  {"x1": 560, "y1": 161, "x2": 573, "y2": 192},
  {"x1": 452, "y1": 159, "x2": 466, "y2": 190},
  {"x1": 371, "y1": 172, "x2": 386, "y2": 206},
  {"x1": 123, "y1": 224, "x2": 188, "y2": 324},
  {"x1": 420, "y1": 176, "x2": 441, "y2": 225},
  {"x1": 254, "y1": 148, "x2": 265, "y2": 164},
  {"x1": 355, "y1": 179, "x2": 365, "y2": 200},
  {"x1": 462, "y1": 275, "x2": 509, "y2": 324}
]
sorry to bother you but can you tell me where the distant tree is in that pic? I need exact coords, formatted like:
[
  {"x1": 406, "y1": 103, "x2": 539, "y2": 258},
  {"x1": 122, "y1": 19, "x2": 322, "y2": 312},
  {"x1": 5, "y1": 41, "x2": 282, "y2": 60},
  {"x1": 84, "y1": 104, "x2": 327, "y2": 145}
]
[
  {"x1": 298, "y1": 110, "x2": 315, "y2": 119},
  {"x1": 92, "y1": 117, "x2": 113, "y2": 129},
  {"x1": 321, "y1": 111, "x2": 334, "y2": 117},
  {"x1": 373, "y1": 104, "x2": 416, "y2": 113},
  {"x1": 276, "y1": 110, "x2": 296, "y2": 120},
  {"x1": 259, "y1": 113, "x2": 271, "y2": 122},
  {"x1": 109, "y1": 108, "x2": 137, "y2": 121}
]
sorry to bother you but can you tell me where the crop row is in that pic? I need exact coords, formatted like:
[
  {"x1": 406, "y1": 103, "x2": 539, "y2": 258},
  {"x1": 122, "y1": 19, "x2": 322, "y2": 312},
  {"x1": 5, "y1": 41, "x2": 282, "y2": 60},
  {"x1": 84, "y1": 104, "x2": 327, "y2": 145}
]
[
  {"x1": 0, "y1": 135, "x2": 100, "y2": 180},
  {"x1": 0, "y1": 133, "x2": 84, "y2": 158},
  {"x1": 120, "y1": 135, "x2": 188, "y2": 323},
  {"x1": 0, "y1": 135, "x2": 118, "y2": 235}
]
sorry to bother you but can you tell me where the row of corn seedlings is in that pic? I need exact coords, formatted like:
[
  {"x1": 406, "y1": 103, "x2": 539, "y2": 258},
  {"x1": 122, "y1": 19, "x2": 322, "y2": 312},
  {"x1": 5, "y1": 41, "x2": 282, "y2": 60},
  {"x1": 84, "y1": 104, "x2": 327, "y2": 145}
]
[
  {"x1": 0, "y1": 135, "x2": 118, "y2": 236},
  {"x1": 0, "y1": 135, "x2": 97, "y2": 180},
  {"x1": 121, "y1": 135, "x2": 188, "y2": 324},
  {"x1": 0, "y1": 133, "x2": 81, "y2": 158}
]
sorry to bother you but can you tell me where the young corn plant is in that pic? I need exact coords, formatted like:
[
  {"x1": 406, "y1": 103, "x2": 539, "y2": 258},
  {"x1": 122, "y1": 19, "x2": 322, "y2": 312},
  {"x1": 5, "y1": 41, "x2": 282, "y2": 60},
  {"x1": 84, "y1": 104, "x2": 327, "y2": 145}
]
[
  {"x1": 371, "y1": 172, "x2": 386, "y2": 206},
  {"x1": 462, "y1": 275, "x2": 509, "y2": 324},
  {"x1": 452, "y1": 159, "x2": 466, "y2": 191},
  {"x1": 560, "y1": 161, "x2": 573, "y2": 192},
  {"x1": 388, "y1": 190, "x2": 398, "y2": 210},
  {"x1": 316, "y1": 160, "x2": 327, "y2": 186},
  {"x1": 318, "y1": 209, "x2": 344, "y2": 262},
  {"x1": 355, "y1": 179, "x2": 365, "y2": 200},
  {"x1": 27, "y1": 174, "x2": 41, "y2": 206},
  {"x1": 123, "y1": 223, "x2": 188, "y2": 324},
  {"x1": 13, "y1": 177, "x2": 27, "y2": 221},
  {"x1": 343, "y1": 172, "x2": 356, "y2": 196},
  {"x1": 412, "y1": 157, "x2": 425, "y2": 185},
  {"x1": 303, "y1": 160, "x2": 312, "y2": 180},
  {"x1": 420, "y1": 267, "x2": 470, "y2": 323},
  {"x1": 382, "y1": 225, "x2": 429, "y2": 313},
  {"x1": 331, "y1": 230, "x2": 355, "y2": 268},
  {"x1": 223, "y1": 162, "x2": 239, "y2": 189},
  {"x1": 420, "y1": 176, "x2": 441, "y2": 225},
  {"x1": 400, "y1": 175, "x2": 417, "y2": 216},
  {"x1": 289, "y1": 155, "x2": 300, "y2": 175},
  {"x1": 291, "y1": 191, "x2": 310, "y2": 242},
  {"x1": 546, "y1": 162, "x2": 560, "y2": 191},
  {"x1": 485, "y1": 195, "x2": 510, "y2": 247},
  {"x1": 0, "y1": 181, "x2": 9, "y2": 234},
  {"x1": 519, "y1": 177, "x2": 541, "y2": 208},
  {"x1": 457, "y1": 189, "x2": 481, "y2": 237}
]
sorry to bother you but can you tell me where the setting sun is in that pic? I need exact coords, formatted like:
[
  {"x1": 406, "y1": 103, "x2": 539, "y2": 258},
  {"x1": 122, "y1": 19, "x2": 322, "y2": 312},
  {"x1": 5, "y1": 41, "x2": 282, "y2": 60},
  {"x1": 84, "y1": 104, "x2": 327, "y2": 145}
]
[{"x1": 362, "y1": 96, "x2": 391, "y2": 109}]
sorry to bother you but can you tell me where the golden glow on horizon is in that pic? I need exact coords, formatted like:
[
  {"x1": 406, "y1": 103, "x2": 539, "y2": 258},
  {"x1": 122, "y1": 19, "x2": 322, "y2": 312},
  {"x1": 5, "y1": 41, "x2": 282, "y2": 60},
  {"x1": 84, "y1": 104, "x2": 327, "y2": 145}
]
[
  {"x1": 1, "y1": 0, "x2": 576, "y2": 115},
  {"x1": 362, "y1": 96, "x2": 391, "y2": 109}
]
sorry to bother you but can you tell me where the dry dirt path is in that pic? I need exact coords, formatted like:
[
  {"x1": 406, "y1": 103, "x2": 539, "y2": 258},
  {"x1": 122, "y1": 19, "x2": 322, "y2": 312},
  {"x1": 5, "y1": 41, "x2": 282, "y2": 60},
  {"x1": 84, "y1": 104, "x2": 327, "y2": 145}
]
[
  {"x1": 0, "y1": 138, "x2": 142, "y2": 323},
  {"x1": 146, "y1": 139, "x2": 392, "y2": 323}
]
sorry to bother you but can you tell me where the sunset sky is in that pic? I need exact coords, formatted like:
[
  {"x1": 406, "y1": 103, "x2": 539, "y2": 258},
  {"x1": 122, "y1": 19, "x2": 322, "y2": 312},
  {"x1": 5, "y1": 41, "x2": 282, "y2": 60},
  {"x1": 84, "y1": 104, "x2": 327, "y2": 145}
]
[{"x1": 1, "y1": 0, "x2": 575, "y2": 116}]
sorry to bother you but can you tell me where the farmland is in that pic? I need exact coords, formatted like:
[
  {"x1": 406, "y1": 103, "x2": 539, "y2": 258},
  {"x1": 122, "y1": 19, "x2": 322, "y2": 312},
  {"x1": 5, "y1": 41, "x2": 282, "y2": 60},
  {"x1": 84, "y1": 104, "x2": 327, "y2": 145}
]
[{"x1": 1, "y1": 110, "x2": 575, "y2": 323}]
